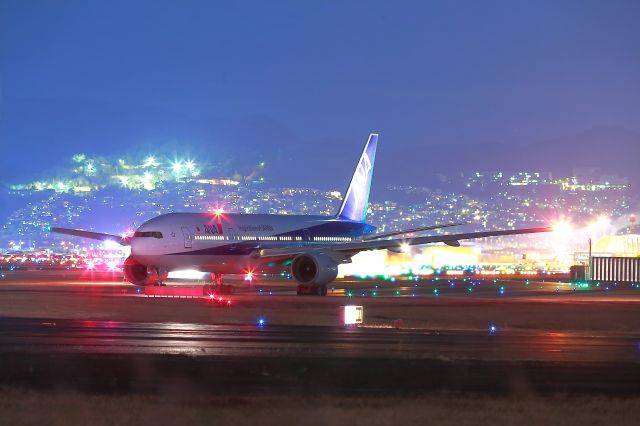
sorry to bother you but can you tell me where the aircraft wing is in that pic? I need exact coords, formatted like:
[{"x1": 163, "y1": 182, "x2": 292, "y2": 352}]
[
  {"x1": 256, "y1": 226, "x2": 551, "y2": 259},
  {"x1": 51, "y1": 227, "x2": 129, "y2": 246},
  {"x1": 362, "y1": 222, "x2": 465, "y2": 241}
]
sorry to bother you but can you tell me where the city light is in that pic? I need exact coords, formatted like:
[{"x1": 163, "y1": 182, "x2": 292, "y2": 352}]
[
  {"x1": 143, "y1": 156, "x2": 158, "y2": 167},
  {"x1": 171, "y1": 161, "x2": 183, "y2": 174},
  {"x1": 3, "y1": 147, "x2": 636, "y2": 273}
]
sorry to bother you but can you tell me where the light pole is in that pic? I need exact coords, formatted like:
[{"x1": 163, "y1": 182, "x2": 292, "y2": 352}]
[{"x1": 587, "y1": 237, "x2": 592, "y2": 281}]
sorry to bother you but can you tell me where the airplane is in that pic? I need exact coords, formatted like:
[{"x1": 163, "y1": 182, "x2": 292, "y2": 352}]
[{"x1": 52, "y1": 133, "x2": 551, "y2": 295}]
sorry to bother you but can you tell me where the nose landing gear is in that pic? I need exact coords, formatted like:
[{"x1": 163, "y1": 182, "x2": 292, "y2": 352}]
[{"x1": 204, "y1": 273, "x2": 234, "y2": 295}]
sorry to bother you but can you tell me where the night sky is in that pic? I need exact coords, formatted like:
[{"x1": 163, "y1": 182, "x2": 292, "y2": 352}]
[{"x1": 1, "y1": 0, "x2": 639, "y2": 185}]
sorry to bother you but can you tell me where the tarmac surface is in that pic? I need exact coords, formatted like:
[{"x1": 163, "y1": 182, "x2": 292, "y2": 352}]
[
  {"x1": 1, "y1": 270, "x2": 640, "y2": 395},
  {"x1": 1, "y1": 316, "x2": 639, "y2": 363}
]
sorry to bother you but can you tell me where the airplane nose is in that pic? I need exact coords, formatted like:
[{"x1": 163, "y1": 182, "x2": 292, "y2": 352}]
[{"x1": 130, "y1": 237, "x2": 142, "y2": 255}]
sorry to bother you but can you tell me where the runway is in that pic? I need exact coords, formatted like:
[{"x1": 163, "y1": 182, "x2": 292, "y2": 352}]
[
  {"x1": 1, "y1": 316, "x2": 640, "y2": 395},
  {"x1": 1, "y1": 317, "x2": 639, "y2": 363},
  {"x1": 1, "y1": 272, "x2": 640, "y2": 395}
]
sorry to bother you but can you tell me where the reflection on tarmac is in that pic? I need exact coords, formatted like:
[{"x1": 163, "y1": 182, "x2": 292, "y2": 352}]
[{"x1": 0, "y1": 317, "x2": 638, "y2": 363}]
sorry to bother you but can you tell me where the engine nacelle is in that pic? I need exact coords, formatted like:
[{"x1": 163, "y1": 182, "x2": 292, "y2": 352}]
[
  {"x1": 291, "y1": 253, "x2": 339, "y2": 286},
  {"x1": 123, "y1": 255, "x2": 156, "y2": 286}
]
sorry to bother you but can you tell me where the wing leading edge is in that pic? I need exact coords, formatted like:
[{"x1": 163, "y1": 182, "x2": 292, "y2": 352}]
[
  {"x1": 256, "y1": 226, "x2": 552, "y2": 259},
  {"x1": 51, "y1": 227, "x2": 129, "y2": 246}
]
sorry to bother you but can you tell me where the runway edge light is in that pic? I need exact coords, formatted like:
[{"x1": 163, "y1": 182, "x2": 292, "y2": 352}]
[{"x1": 340, "y1": 305, "x2": 363, "y2": 326}]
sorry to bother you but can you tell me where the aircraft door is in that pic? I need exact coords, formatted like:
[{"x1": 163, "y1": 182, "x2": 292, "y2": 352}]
[{"x1": 181, "y1": 226, "x2": 193, "y2": 248}]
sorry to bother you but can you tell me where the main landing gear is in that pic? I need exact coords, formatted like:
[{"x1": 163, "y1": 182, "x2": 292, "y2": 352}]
[
  {"x1": 153, "y1": 267, "x2": 168, "y2": 286},
  {"x1": 296, "y1": 284, "x2": 327, "y2": 296},
  {"x1": 204, "y1": 273, "x2": 234, "y2": 295}
]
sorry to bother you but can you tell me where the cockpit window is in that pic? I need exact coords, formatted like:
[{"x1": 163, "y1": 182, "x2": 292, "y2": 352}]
[{"x1": 133, "y1": 231, "x2": 163, "y2": 238}]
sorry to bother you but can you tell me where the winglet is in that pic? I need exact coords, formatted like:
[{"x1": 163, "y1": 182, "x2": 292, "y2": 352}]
[{"x1": 336, "y1": 133, "x2": 378, "y2": 222}]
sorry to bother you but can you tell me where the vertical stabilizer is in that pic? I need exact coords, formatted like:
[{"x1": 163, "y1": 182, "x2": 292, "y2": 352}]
[{"x1": 336, "y1": 133, "x2": 378, "y2": 222}]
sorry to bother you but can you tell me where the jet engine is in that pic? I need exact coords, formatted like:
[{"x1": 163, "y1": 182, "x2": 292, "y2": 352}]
[
  {"x1": 291, "y1": 253, "x2": 339, "y2": 286},
  {"x1": 123, "y1": 255, "x2": 156, "y2": 286}
]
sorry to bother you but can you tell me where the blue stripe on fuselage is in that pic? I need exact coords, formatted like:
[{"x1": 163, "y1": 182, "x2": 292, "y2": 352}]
[{"x1": 166, "y1": 220, "x2": 375, "y2": 256}]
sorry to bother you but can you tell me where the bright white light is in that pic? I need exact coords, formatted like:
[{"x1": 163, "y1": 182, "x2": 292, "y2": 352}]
[
  {"x1": 102, "y1": 239, "x2": 120, "y2": 250},
  {"x1": 401, "y1": 243, "x2": 411, "y2": 254},
  {"x1": 168, "y1": 269, "x2": 208, "y2": 279},
  {"x1": 143, "y1": 156, "x2": 157, "y2": 167},
  {"x1": 595, "y1": 215, "x2": 611, "y2": 231},
  {"x1": 586, "y1": 215, "x2": 611, "y2": 237},
  {"x1": 341, "y1": 305, "x2": 363, "y2": 325},
  {"x1": 171, "y1": 161, "x2": 183, "y2": 174},
  {"x1": 185, "y1": 160, "x2": 195, "y2": 171},
  {"x1": 552, "y1": 219, "x2": 572, "y2": 237}
]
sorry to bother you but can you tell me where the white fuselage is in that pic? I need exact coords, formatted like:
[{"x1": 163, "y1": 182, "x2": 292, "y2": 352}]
[{"x1": 131, "y1": 212, "x2": 374, "y2": 274}]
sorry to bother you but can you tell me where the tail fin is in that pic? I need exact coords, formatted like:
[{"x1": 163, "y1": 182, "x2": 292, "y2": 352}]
[{"x1": 336, "y1": 133, "x2": 378, "y2": 222}]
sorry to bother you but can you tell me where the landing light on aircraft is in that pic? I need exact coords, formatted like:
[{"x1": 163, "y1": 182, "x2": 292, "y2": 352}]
[
  {"x1": 488, "y1": 324, "x2": 497, "y2": 334},
  {"x1": 257, "y1": 318, "x2": 266, "y2": 327}
]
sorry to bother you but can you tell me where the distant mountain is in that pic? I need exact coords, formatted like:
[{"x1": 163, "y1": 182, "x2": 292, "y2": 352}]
[
  {"x1": 3, "y1": 97, "x2": 638, "y2": 196},
  {"x1": 376, "y1": 127, "x2": 640, "y2": 191}
]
